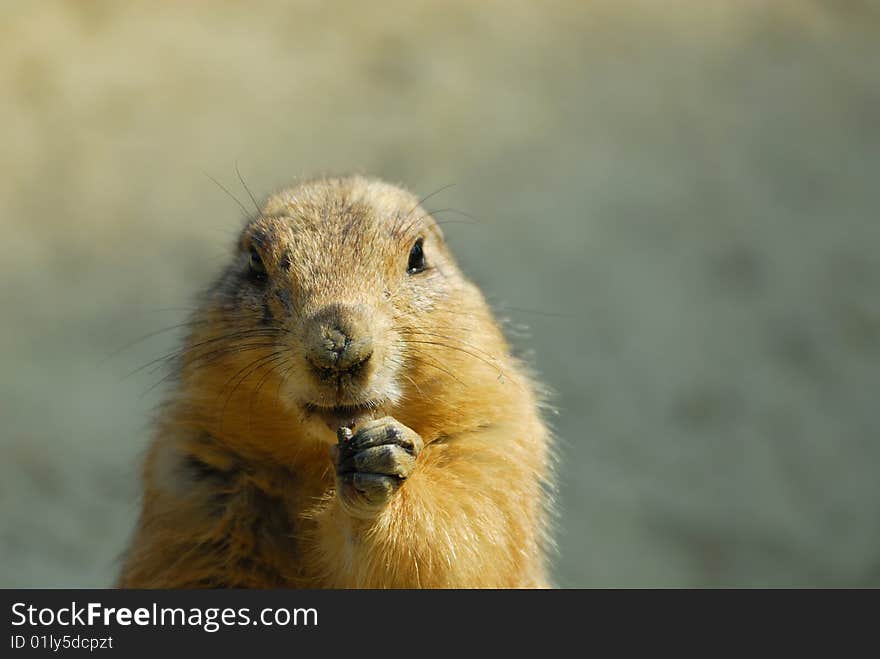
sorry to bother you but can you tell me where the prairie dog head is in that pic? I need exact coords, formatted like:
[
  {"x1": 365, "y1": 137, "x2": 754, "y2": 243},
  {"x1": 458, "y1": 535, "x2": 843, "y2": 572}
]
[{"x1": 183, "y1": 176, "x2": 498, "y2": 444}]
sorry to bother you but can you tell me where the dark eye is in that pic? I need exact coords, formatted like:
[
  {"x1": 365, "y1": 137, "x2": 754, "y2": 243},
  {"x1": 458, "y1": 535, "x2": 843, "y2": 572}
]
[
  {"x1": 407, "y1": 238, "x2": 426, "y2": 274},
  {"x1": 248, "y1": 247, "x2": 268, "y2": 282}
]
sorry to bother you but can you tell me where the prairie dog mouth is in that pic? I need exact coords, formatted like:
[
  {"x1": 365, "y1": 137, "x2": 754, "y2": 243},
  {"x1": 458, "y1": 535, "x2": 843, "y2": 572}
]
[{"x1": 304, "y1": 401, "x2": 384, "y2": 431}]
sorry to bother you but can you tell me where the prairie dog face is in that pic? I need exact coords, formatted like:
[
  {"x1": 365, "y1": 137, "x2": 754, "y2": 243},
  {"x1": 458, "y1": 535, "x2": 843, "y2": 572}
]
[{"x1": 193, "y1": 177, "x2": 465, "y2": 440}]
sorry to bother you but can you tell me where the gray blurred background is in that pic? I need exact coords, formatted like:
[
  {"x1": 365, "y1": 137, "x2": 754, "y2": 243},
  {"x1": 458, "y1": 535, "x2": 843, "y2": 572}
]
[{"x1": 1, "y1": 0, "x2": 878, "y2": 587}]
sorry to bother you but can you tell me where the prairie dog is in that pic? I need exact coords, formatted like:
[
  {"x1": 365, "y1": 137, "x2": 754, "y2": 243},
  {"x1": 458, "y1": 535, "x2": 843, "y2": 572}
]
[{"x1": 117, "y1": 176, "x2": 554, "y2": 588}]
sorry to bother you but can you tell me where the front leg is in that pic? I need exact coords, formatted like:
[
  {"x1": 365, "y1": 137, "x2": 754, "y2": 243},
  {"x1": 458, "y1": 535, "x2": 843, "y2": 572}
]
[
  {"x1": 334, "y1": 417, "x2": 423, "y2": 519},
  {"x1": 311, "y1": 420, "x2": 550, "y2": 588}
]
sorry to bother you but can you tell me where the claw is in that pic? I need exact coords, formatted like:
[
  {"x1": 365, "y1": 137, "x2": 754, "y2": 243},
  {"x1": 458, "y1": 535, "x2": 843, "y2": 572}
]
[
  {"x1": 334, "y1": 417, "x2": 423, "y2": 517},
  {"x1": 336, "y1": 426, "x2": 354, "y2": 445}
]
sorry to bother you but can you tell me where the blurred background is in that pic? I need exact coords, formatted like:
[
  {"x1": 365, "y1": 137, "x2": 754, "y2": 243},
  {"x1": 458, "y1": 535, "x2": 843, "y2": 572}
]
[{"x1": 1, "y1": 0, "x2": 879, "y2": 587}]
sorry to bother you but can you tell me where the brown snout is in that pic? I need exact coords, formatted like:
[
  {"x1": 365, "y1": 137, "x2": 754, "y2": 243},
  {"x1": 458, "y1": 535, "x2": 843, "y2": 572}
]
[{"x1": 304, "y1": 304, "x2": 374, "y2": 375}]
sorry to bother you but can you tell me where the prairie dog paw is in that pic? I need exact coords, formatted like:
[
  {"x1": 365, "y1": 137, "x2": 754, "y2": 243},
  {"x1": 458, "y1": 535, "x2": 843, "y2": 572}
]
[{"x1": 334, "y1": 417, "x2": 423, "y2": 519}]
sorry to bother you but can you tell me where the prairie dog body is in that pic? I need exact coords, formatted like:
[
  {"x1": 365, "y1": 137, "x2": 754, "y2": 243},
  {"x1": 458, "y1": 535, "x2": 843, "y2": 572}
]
[{"x1": 118, "y1": 176, "x2": 554, "y2": 588}]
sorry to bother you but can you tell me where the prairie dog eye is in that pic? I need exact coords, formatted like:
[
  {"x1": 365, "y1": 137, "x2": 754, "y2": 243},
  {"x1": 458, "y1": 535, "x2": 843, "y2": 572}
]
[
  {"x1": 407, "y1": 238, "x2": 426, "y2": 274},
  {"x1": 248, "y1": 247, "x2": 267, "y2": 282}
]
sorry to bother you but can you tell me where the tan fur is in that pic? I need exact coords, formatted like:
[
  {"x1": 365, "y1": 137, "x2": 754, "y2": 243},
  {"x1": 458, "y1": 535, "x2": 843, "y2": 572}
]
[{"x1": 117, "y1": 176, "x2": 554, "y2": 588}]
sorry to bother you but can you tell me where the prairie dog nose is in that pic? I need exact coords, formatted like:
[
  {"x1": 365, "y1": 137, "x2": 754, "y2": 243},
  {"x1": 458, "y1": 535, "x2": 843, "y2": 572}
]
[{"x1": 305, "y1": 305, "x2": 374, "y2": 373}]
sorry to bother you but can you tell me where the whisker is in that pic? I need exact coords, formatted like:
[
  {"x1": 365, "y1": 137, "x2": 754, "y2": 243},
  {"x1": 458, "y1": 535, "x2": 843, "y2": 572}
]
[
  {"x1": 248, "y1": 354, "x2": 290, "y2": 432},
  {"x1": 138, "y1": 342, "x2": 286, "y2": 395},
  {"x1": 102, "y1": 322, "x2": 195, "y2": 363},
  {"x1": 492, "y1": 304, "x2": 573, "y2": 319},
  {"x1": 426, "y1": 207, "x2": 481, "y2": 223},
  {"x1": 408, "y1": 183, "x2": 457, "y2": 219},
  {"x1": 235, "y1": 161, "x2": 266, "y2": 220},
  {"x1": 396, "y1": 348, "x2": 466, "y2": 386},
  {"x1": 105, "y1": 312, "x2": 281, "y2": 363},
  {"x1": 275, "y1": 361, "x2": 298, "y2": 400},
  {"x1": 204, "y1": 171, "x2": 251, "y2": 219},
  {"x1": 181, "y1": 342, "x2": 287, "y2": 370},
  {"x1": 386, "y1": 355, "x2": 427, "y2": 398},
  {"x1": 396, "y1": 338, "x2": 507, "y2": 380},
  {"x1": 217, "y1": 350, "x2": 288, "y2": 423},
  {"x1": 398, "y1": 328, "x2": 500, "y2": 363},
  {"x1": 393, "y1": 183, "x2": 457, "y2": 237},
  {"x1": 124, "y1": 329, "x2": 286, "y2": 380}
]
